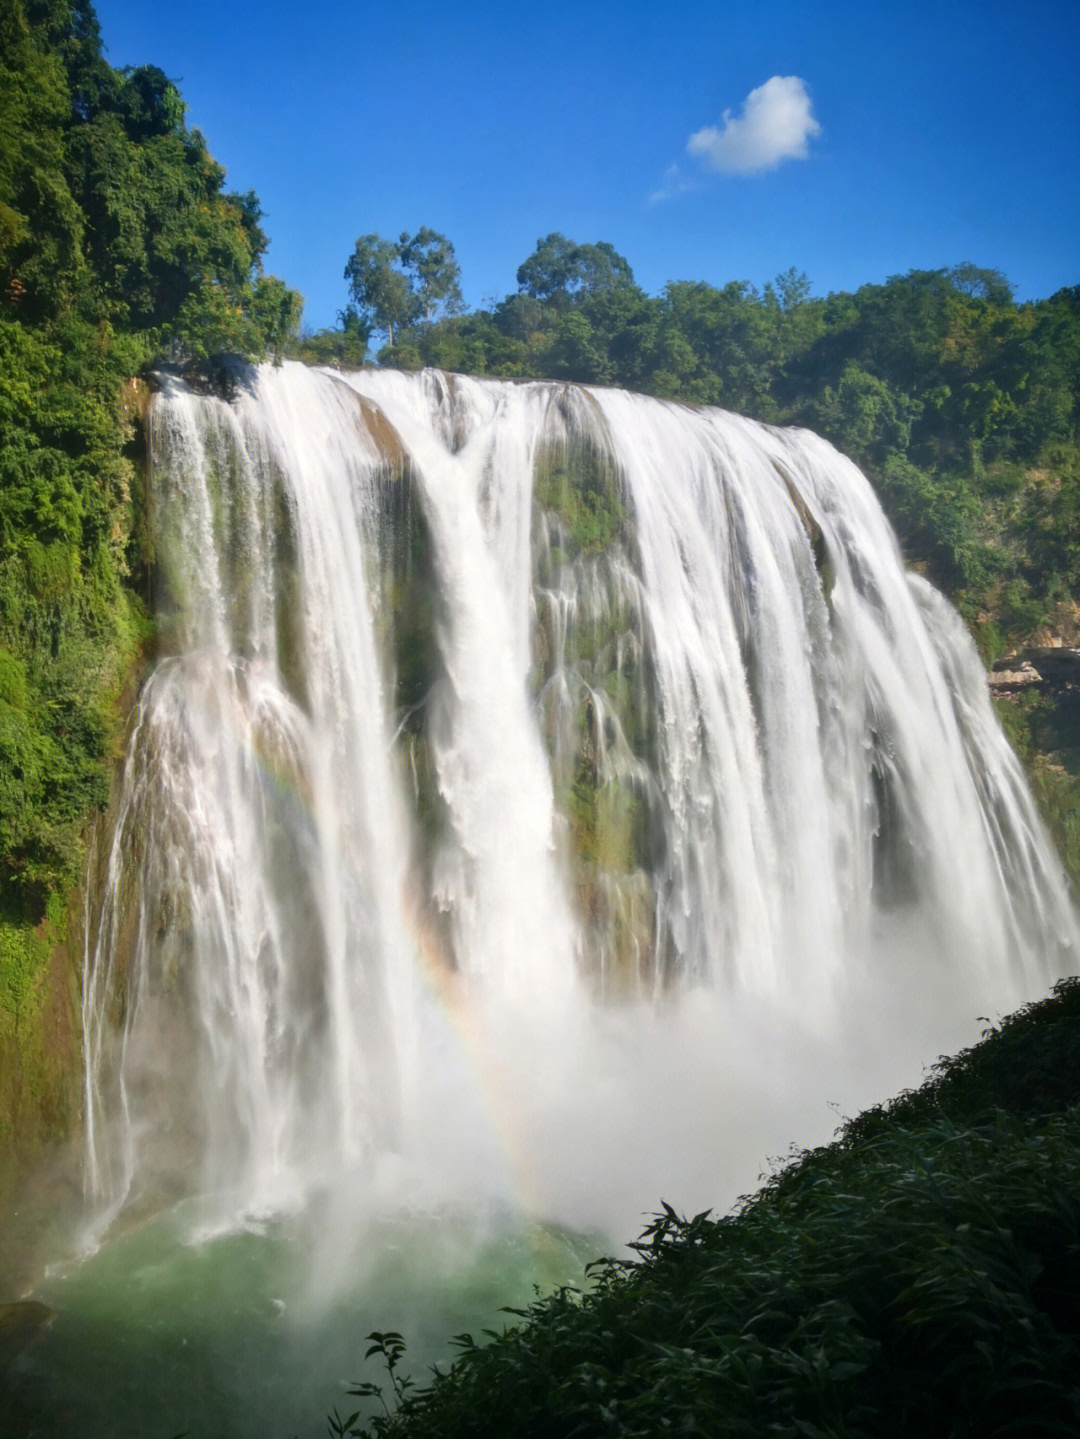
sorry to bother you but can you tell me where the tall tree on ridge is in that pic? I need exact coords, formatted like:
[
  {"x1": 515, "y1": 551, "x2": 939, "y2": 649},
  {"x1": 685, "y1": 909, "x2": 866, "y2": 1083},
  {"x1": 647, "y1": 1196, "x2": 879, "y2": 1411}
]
[
  {"x1": 516, "y1": 233, "x2": 636, "y2": 307},
  {"x1": 344, "y1": 228, "x2": 463, "y2": 347},
  {"x1": 398, "y1": 227, "x2": 463, "y2": 326},
  {"x1": 344, "y1": 234, "x2": 415, "y2": 348}
]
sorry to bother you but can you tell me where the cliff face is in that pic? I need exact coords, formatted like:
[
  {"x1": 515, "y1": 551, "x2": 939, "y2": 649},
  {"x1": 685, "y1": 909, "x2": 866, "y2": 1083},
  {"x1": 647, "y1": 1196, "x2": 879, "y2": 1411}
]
[{"x1": 0, "y1": 886, "x2": 86, "y2": 1294}]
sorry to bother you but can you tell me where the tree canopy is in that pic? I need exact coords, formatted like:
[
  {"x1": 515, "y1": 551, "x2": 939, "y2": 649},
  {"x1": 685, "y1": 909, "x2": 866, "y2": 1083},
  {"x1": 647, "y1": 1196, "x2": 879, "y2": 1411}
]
[
  {"x1": 515, "y1": 233, "x2": 637, "y2": 306},
  {"x1": 344, "y1": 228, "x2": 462, "y2": 346},
  {"x1": 0, "y1": 0, "x2": 302, "y2": 923}
]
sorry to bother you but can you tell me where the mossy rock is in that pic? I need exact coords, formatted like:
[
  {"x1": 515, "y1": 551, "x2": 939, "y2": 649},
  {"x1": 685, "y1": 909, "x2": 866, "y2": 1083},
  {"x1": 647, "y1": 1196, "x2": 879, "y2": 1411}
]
[
  {"x1": 529, "y1": 437, "x2": 668, "y2": 989},
  {"x1": 573, "y1": 868, "x2": 658, "y2": 997},
  {"x1": 532, "y1": 434, "x2": 629, "y2": 561},
  {"x1": 773, "y1": 460, "x2": 836, "y2": 603},
  {"x1": 381, "y1": 482, "x2": 442, "y2": 733},
  {"x1": 366, "y1": 463, "x2": 448, "y2": 869}
]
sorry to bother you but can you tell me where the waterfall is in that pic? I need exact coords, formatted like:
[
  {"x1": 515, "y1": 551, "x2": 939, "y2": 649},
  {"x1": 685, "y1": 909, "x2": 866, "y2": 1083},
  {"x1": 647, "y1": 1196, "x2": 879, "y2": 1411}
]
[{"x1": 81, "y1": 361, "x2": 1077, "y2": 1237}]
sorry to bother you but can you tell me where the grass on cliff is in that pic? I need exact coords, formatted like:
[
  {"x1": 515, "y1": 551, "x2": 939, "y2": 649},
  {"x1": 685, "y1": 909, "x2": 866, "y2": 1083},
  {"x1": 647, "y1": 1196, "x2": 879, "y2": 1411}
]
[{"x1": 333, "y1": 978, "x2": 1080, "y2": 1439}]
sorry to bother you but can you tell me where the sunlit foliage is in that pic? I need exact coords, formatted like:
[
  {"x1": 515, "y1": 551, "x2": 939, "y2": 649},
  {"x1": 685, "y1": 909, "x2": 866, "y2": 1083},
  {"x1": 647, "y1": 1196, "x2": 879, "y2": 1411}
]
[{"x1": 0, "y1": 0, "x2": 299, "y2": 938}]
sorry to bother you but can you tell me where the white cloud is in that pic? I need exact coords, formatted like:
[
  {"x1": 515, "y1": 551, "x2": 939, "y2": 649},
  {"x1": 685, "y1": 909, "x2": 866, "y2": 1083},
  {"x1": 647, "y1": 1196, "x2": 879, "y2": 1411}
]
[
  {"x1": 687, "y1": 75, "x2": 821, "y2": 176},
  {"x1": 649, "y1": 163, "x2": 701, "y2": 204}
]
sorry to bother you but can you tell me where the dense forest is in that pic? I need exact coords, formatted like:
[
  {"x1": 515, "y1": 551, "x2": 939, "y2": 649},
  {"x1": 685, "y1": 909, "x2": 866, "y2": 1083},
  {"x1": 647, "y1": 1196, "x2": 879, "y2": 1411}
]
[{"x1": 1, "y1": 0, "x2": 1078, "y2": 1179}]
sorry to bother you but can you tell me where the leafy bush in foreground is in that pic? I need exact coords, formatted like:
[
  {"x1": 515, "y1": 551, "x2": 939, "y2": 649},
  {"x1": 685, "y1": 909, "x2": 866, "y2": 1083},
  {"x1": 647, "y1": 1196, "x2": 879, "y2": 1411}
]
[{"x1": 334, "y1": 980, "x2": 1080, "y2": 1438}]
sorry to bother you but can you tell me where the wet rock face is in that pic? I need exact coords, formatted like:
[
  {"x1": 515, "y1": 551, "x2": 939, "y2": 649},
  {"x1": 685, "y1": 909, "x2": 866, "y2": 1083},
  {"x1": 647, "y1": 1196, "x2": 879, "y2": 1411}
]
[
  {"x1": 990, "y1": 599, "x2": 1080, "y2": 693},
  {"x1": 177, "y1": 353, "x2": 256, "y2": 402},
  {"x1": 0, "y1": 917, "x2": 83, "y2": 1226},
  {"x1": 989, "y1": 659, "x2": 1045, "y2": 692},
  {"x1": 530, "y1": 435, "x2": 664, "y2": 992}
]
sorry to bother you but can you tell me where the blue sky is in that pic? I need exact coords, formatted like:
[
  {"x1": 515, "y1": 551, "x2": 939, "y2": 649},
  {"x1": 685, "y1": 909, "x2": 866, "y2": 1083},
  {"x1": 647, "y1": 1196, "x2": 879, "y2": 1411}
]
[{"x1": 93, "y1": 0, "x2": 1079, "y2": 331}]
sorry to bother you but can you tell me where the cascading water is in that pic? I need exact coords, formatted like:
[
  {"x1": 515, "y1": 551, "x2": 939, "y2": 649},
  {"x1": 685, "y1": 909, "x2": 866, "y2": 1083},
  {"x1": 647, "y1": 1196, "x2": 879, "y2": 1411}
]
[
  {"x1": 11, "y1": 359, "x2": 1070, "y2": 1437},
  {"x1": 82, "y1": 368, "x2": 415, "y2": 1232},
  {"x1": 79, "y1": 361, "x2": 1076, "y2": 1242}
]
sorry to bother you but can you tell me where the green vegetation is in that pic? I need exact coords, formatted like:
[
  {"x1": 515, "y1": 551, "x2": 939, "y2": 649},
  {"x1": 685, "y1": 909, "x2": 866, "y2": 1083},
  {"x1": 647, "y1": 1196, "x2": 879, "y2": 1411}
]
[
  {"x1": 343, "y1": 229, "x2": 464, "y2": 352},
  {"x1": 332, "y1": 979, "x2": 1080, "y2": 1438},
  {"x1": 0, "y1": 0, "x2": 300, "y2": 1176},
  {"x1": 0, "y1": 0, "x2": 301, "y2": 916},
  {"x1": 533, "y1": 443, "x2": 628, "y2": 561},
  {"x1": 994, "y1": 688, "x2": 1080, "y2": 892},
  {"x1": 529, "y1": 435, "x2": 665, "y2": 989},
  {"x1": 376, "y1": 465, "x2": 451, "y2": 865}
]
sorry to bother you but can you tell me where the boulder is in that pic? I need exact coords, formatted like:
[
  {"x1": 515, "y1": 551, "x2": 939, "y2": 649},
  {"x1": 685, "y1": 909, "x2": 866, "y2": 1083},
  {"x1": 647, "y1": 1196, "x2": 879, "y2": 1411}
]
[{"x1": 988, "y1": 645, "x2": 1080, "y2": 690}]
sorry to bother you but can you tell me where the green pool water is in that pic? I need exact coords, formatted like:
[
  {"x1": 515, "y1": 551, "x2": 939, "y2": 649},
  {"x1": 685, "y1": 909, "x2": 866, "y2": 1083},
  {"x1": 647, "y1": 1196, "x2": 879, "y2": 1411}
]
[{"x1": 5, "y1": 1200, "x2": 592, "y2": 1438}]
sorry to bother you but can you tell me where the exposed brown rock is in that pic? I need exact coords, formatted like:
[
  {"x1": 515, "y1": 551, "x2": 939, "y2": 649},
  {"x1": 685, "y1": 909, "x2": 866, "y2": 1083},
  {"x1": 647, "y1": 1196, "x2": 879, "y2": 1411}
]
[
  {"x1": 988, "y1": 661, "x2": 1044, "y2": 692},
  {"x1": 988, "y1": 642, "x2": 1080, "y2": 691},
  {"x1": 1031, "y1": 600, "x2": 1080, "y2": 649},
  {"x1": 350, "y1": 391, "x2": 407, "y2": 469}
]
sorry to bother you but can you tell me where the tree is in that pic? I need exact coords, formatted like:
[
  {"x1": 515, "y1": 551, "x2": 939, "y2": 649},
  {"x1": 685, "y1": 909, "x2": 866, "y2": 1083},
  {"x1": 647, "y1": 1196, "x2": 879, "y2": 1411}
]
[
  {"x1": 772, "y1": 266, "x2": 813, "y2": 311},
  {"x1": 344, "y1": 228, "x2": 463, "y2": 346},
  {"x1": 115, "y1": 63, "x2": 186, "y2": 141},
  {"x1": 656, "y1": 280, "x2": 775, "y2": 415},
  {"x1": 947, "y1": 263, "x2": 1014, "y2": 306},
  {"x1": 493, "y1": 292, "x2": 545, "y2": 342},
  {"x1": 343, "y1": 234, "x2": 414, "y2": 347},
  {"x1": 815, "y1": 360, "x2": 923, "y2": 467},
  {"x1": 397, "y1": 227, "x2": 462, "y2": 326},
  {"x1": 0, "y1": 0, "x2": 85, "y2": 320},
  {"x1": 516, "y1": 232, "x2": 576, "y2": 303},
  {"x1": 516, "y1": 233, "x2": 635, "y2": 307},
  {"x1": 544, "y1": 309, "x2": 610, "y2": 384}
]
